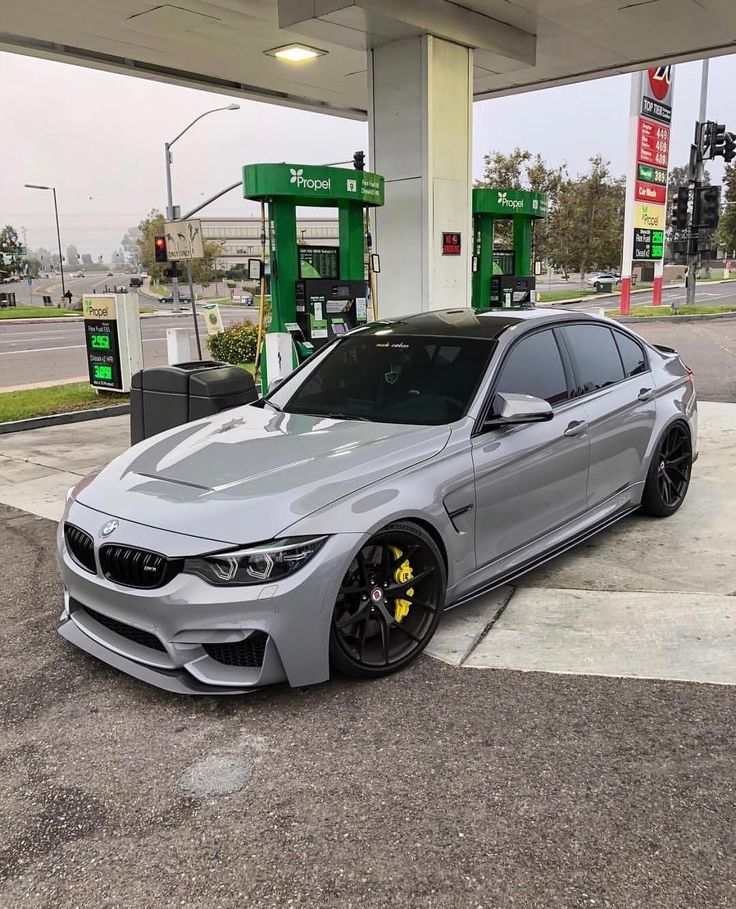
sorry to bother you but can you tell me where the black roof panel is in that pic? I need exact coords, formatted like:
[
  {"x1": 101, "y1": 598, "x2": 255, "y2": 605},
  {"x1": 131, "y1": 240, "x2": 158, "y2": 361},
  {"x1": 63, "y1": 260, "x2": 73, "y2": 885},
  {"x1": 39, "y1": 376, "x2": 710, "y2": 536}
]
[{"x1": 361, "y1": 308, "x2": 557, "y2": 340}]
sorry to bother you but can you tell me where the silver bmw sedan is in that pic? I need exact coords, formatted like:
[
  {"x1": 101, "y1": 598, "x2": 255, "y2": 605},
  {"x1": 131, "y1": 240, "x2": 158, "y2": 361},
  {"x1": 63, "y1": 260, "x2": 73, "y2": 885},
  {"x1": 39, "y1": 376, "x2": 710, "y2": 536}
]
[{"x1": 57, "y1": 308, "x2": 697, "y2": 694}]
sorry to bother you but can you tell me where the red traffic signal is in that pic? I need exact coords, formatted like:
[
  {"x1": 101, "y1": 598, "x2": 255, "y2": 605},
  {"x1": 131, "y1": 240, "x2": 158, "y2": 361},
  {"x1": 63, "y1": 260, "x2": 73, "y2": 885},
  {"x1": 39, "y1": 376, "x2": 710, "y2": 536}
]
[{"x1": 154, "y1": 235, "x2": 168, "y2": 263}]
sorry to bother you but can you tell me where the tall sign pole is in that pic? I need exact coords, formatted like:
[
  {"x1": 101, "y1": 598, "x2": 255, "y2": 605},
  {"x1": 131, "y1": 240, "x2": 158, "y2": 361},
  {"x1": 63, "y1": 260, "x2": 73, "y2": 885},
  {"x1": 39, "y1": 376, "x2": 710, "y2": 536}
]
[{"x1": 621, "y1": 66, "x2": 674, "y2": 315}]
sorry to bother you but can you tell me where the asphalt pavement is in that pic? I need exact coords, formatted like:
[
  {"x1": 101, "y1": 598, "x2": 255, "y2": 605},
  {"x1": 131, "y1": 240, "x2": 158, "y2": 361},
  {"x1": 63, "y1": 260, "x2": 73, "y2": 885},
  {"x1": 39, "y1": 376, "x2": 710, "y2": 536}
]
[
  {"x1": 1, "y1": 504, "x2": 735, "y2": 908},
  {"x1": 0, "y1": 306, "x2": 257, "y2": 388}
]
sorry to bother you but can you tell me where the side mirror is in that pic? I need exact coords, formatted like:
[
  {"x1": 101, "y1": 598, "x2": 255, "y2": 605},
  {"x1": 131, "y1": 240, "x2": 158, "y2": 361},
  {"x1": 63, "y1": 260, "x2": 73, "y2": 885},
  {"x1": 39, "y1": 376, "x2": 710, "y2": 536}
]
[
  {"x1": 485, "y1": 392, "x2": 553, "y2": 427},
  {"x1": 267, "y1": 377, "x2": 285, "y2": 394}
]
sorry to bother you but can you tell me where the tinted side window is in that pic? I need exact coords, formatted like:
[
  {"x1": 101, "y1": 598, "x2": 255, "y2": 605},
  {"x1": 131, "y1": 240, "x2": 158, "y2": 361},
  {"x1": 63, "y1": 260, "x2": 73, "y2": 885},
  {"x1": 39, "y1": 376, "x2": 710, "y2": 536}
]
[
  {"x1": 494, "y1": 330, "x2": 569, "y2": 406},
  {"x1": 614, "y1": 331, "x2": 647, "y2": 378},
  {"x1": 562, "y1": 325, "x2": 625, "y2": 395}
]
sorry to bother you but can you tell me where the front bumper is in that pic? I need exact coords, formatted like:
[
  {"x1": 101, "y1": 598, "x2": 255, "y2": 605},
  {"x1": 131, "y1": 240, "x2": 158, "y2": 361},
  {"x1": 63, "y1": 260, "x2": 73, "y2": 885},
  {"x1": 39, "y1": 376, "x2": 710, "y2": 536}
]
[{"x1": 57, "y1": 501, "x2": 361, "y2": 693}]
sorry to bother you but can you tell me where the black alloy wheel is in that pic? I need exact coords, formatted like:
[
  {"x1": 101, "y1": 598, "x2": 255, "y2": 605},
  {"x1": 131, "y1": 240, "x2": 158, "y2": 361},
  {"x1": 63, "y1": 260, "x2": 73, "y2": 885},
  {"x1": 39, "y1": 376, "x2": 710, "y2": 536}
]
[
  {"x1": 641, "y1": 422, "x2": 692, "y2": 516},
  {"x1": 329, "y1": 522, "x2": 446, "y2": 678}
]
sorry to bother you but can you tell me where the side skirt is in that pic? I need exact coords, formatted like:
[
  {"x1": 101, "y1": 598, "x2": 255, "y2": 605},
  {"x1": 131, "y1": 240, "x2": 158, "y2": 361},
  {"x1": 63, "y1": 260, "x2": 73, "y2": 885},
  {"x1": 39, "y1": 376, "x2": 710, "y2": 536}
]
[{"x1": 445, "y1": 505, "x2": 639, "y2": 611}]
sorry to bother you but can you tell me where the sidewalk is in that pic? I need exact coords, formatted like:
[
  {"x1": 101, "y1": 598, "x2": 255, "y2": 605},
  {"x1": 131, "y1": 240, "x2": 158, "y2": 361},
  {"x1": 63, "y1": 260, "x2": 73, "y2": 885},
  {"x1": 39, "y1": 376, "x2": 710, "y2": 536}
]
[{"x1": 1, "y1": 404, "x2": 734, "y2": 686}]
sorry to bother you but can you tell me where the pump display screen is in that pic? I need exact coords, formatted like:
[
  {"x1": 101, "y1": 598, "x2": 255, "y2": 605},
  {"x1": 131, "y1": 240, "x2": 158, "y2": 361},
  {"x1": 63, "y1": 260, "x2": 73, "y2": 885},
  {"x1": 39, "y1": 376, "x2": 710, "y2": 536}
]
[
  {"x1": 298, "y1": 245, "x2": 339, "y2": 279},
  {"x1": 84, "y1": 319, "x2": 122, "y2": 390}
]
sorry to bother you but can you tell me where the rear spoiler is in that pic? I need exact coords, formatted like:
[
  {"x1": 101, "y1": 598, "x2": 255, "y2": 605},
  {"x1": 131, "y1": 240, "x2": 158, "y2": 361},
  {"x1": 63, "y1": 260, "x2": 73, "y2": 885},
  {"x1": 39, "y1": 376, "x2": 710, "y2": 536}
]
[{"x1": 653, "y1": 343, "x2": 677, "y2": 355}]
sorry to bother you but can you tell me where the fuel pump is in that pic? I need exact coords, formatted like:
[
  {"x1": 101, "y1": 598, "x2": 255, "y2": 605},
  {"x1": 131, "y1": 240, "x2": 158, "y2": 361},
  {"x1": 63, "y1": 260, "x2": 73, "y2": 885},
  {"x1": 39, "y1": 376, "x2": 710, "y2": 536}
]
[
  {"x1": 471, "y1": 188, "x2": 548, "y2": 310},
  {"x1": 242, "y1": 162, "x2": 384, "y2": 392}
]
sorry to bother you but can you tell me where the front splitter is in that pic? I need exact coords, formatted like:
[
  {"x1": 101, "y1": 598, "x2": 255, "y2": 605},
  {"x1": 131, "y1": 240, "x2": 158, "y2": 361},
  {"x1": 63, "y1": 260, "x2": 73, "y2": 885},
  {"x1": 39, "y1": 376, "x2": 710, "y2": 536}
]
[{"x1": 58, "y1": 618, "x2": 259, "y2": 696}]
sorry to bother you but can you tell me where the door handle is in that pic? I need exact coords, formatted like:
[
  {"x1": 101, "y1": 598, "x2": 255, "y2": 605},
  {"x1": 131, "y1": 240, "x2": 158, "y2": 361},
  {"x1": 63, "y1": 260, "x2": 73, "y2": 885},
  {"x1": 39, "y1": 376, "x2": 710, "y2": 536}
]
[
  {"x1": 563, "y1": 420, "x2": 587, "y2": 437},
  {"x1": 637, "y1": 387, "x2": 654, "y2": 401}
]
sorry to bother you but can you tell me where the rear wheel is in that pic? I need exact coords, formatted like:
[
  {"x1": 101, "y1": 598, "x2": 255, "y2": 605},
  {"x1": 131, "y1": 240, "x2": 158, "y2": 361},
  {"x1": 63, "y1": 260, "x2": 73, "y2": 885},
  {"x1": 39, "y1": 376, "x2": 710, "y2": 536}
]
[
  {"x1": 641, "y1": 423, "x2": 692, "y2": 516},
  {"x1": 330, "y1": 522, "x2": 446, "y2": 679}
]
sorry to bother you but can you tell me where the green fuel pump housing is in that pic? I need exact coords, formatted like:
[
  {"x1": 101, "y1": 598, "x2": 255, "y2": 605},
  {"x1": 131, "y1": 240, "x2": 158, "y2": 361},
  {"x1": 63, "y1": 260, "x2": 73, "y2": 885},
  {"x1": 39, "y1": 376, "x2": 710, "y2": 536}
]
[
  {"x1": 471, "y1": 188, "x2": 548, "y2": 310},
  {"x1": 242, "y1": 163, "x2": 384, "y2": 392}
]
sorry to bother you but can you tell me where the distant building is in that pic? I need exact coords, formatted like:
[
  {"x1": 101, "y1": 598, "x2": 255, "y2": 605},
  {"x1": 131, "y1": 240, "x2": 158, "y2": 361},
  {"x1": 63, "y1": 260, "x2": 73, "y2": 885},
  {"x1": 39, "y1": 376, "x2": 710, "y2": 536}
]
[{"x1": 202, "y1": 217, "x2": 339, "y2": 269}]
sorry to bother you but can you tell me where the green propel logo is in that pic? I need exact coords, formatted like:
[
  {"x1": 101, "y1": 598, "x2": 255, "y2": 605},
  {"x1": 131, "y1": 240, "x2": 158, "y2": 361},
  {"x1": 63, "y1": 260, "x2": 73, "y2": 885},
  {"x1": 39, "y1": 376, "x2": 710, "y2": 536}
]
[
  {"x1": 497, "y1": 191, "x2": 523, "y2": 210},
  {"x1": 289, "y1": 167, "x2": 331, "y2": 191}
]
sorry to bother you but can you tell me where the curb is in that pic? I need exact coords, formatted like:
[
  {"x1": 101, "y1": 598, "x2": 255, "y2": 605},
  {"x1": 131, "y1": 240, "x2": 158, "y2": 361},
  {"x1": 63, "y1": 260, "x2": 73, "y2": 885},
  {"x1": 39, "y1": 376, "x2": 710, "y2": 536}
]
[
  {"x1": 616, "y1": 310, "x2": 736, "y2": 324},
  {"x1": 0, "y1": 404, "x2": 130, "y2": 435}
]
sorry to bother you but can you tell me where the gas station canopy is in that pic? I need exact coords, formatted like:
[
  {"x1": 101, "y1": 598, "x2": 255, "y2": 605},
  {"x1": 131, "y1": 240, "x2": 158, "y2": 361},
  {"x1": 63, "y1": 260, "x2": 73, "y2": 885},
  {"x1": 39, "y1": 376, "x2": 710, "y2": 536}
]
[{"x1": 2, "y1": 0, "x2": 735, "y2": 118}]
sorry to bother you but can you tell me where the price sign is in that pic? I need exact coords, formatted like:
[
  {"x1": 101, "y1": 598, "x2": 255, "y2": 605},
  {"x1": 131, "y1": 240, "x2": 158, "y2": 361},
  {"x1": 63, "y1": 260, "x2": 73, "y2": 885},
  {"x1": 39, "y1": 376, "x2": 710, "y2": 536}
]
[
  {"x1": 82, "y1": 296, "x2": 122, "y2": 390},
  {"x1": 633, "y1": 228, "x2": 665, "y2": 261},
  {"x1": 637, "y1": 164, "x2": 668, "y2": 186},
  {"x1": 637, "y1": 118, "x2": 670, "y2": 168},
  {"x1": 442, "y1": 232, "x2": 462, "y2": 255}
]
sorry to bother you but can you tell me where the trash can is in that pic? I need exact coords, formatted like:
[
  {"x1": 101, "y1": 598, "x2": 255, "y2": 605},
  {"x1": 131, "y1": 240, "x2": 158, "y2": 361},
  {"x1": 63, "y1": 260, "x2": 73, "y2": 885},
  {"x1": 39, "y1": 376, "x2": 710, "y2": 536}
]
[
  {"x1": 130, "y1": 361, "x2": 258, "y2": 444},
  {"x1": 595, "y1": 281, "x2": 613, "y2": 293}
]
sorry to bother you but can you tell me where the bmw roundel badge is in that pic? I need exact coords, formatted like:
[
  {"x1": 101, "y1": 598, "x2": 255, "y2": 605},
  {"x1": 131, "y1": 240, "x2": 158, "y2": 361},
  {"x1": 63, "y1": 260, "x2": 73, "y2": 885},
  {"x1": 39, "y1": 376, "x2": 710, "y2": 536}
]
[{"x1": 100, "y1": 519, "x2": 119, "y2": 538}]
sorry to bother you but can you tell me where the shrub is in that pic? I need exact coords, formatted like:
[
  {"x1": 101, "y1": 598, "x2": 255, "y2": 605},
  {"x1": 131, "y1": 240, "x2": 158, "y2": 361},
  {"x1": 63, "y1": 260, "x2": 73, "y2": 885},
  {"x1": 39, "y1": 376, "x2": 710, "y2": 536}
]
[{"x1": 207, "y1": 320, "x2": 259, "y2": 364}]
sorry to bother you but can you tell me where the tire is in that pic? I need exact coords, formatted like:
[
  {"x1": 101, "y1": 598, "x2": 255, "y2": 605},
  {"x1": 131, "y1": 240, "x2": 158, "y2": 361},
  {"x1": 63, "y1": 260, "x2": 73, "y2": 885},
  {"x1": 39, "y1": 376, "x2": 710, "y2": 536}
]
[
  {"x1": 329, "y1": 521, "x2": 447, "y2": 679},
  {"x1": 640, "y1": 422, "x2": 692, "y2": 517}
]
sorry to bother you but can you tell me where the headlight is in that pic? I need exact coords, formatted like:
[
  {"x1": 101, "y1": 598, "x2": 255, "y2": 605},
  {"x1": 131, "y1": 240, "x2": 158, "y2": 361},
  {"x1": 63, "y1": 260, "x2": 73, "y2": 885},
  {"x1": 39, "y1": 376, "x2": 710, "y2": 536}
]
[{"x1": 183, "y1": 536, "x2": 328, "y2": 586}]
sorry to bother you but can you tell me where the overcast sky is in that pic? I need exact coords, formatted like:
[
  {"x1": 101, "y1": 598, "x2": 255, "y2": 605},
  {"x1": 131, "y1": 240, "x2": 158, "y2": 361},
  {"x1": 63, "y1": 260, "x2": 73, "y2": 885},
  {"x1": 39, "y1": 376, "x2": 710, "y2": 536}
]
[{"x1": 2, "y1": 50, "x2": 735, "y2": 258}]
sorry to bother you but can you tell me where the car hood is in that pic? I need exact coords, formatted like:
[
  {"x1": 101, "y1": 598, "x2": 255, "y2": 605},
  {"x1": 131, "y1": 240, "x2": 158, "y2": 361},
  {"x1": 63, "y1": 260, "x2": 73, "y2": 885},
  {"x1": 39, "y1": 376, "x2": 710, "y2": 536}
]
[{"x1": 78, "y1": 405, "x2": 451, "y2": 545}]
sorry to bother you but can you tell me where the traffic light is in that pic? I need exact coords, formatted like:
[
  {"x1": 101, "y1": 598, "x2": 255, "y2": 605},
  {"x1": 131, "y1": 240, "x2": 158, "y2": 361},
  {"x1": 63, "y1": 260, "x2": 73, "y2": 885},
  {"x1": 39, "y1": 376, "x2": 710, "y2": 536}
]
[
  {"x1": 701, "y1": 121, "x2": 736, "y2": 162},
  {"x1": 725, "y1": 131, "x2": 736, "y2": 163},
  {"x1": 154, "y1": 235, "x2": 168, "y2": 263},
  {"x1": 671, "y1": 186, "x2": 689, "y2": 231},
  {"x1": 353, "y1": 150, "x2": 365, "y2": 171},
  {"x1": 696, "y1": 185, "x2": 721, "y2": 229}
]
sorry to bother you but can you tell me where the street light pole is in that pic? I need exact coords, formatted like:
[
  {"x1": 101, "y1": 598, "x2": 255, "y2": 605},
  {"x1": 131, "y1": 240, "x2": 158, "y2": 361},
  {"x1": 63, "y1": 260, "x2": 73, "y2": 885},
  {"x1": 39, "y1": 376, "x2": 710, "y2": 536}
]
[
  {"x1": 51, "y1": 188, "x2": 66, "y2": 299},
  {"x1": 164, "y1": 103, "x2": 239, "y2": 318},
  {"x1": 24, "y1": 183, "x2": 66, "y2": 300}
]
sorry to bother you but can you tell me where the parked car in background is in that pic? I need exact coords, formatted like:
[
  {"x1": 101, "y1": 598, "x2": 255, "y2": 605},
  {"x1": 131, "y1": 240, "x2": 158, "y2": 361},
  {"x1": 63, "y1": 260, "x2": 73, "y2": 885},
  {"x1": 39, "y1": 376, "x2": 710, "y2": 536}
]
[
  {"x1": 129, "y1": 277, "x2": 144, "y2": 288},
  {"x1": 73, "y1": 271, "x2": 85, "y2": 278},
  {"x1": 57, "y1": 308, "x2": 697, "y2": 695},
  {"x1": 586, "y1": 272, "x2": 621, "y2": 290},
  {"x1": 159, "y1": 292, "x2": 192, "y2": 304}
]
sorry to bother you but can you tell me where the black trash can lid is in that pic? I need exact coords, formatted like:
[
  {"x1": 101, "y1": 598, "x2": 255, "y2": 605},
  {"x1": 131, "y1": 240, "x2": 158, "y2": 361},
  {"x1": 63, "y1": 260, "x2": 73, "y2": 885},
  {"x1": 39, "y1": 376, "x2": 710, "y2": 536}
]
[{"x1": 189, "y1": 366, "x2": 256, "y2": 397}]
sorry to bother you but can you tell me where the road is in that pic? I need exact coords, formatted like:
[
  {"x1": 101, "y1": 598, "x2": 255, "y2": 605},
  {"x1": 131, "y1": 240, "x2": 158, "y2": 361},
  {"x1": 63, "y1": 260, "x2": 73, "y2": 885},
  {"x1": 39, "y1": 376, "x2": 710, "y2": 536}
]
[{"x1": 0, "y1": 307, "x2": 257, "y2": 388}]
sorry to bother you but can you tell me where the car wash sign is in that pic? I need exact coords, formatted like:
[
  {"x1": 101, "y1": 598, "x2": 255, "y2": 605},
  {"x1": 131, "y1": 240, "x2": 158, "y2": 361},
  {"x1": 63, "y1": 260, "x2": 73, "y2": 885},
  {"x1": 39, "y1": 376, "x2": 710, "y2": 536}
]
[{"x1": 82, "y1": 295, "x2": 122, "y2": 390}]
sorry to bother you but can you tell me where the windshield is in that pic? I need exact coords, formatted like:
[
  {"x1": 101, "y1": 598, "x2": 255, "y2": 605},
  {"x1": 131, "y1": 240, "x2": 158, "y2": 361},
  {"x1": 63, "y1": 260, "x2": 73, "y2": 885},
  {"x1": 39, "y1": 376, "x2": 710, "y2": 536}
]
[{"x1": 269, "y1": 333, "x2": 494, "y2": 425}]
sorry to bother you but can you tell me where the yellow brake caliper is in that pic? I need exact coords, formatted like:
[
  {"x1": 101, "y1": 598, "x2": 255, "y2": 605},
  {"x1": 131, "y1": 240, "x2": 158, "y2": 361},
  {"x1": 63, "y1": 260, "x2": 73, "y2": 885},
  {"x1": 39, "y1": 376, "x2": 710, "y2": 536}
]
[{"x1": 388, "y1": 545, "x2": 414, "y2": 623}]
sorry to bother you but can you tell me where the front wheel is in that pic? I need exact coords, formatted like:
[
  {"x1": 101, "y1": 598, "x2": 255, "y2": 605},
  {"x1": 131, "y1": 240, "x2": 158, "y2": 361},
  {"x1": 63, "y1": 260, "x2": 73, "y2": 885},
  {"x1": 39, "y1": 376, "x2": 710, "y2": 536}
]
[
  {"x1": 641, "y1": 423, "x2": 692, "y2": 516},
  {"x1": 330, "y1": 522, "x2": 446, "y2": 679}
]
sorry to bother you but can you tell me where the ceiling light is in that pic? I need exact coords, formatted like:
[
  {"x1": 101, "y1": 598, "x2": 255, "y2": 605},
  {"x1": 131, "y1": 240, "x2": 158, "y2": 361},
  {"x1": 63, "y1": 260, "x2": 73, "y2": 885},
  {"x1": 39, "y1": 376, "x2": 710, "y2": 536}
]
[{"x1": 266, "y1": 44, "x2": 326, "y2": 63}]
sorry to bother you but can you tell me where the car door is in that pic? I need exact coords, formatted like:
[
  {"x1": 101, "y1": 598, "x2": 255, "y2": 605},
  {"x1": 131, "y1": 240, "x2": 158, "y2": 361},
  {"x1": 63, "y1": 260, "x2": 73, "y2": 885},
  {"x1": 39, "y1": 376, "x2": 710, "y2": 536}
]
[
  {"x1": 471, "y1": 327, "x2": 590, "y2": 568},
  {"x1": 558, "y1": 323, "x2": 656, "y2": 508}
]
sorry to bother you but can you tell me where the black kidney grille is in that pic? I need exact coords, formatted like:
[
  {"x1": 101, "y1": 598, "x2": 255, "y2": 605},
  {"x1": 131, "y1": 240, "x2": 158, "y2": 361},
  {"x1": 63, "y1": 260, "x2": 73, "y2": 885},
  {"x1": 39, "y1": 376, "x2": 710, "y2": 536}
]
[
  {"x1": 82, "y1": 605, "x2": 166, "y2": 653},
  {"x1": 99, "y1": 544, "x2": 181, "y2": 589},
  {"x1": 64, "y1": 523, "x2": 96, "y2": 573},
  {"x1": 203, "y1": 632, "x2": 268, "y2": 668}
]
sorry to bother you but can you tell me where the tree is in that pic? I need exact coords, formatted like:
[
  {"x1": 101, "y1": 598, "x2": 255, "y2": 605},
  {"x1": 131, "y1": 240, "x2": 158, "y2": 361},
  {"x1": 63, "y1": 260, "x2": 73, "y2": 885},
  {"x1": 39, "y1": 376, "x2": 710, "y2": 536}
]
[
  {"x1": 722, "y1": 163, "x2": 736, "y2": 204},
  {"x1": 716, "y1": 204, "x2": 736, "y2": 256},
  {"x1": 23, "y1": 257, "x2": 41, "y2": 278},
  {"x1": 81, "y1": 253, "x2": 93, "y2": 266},
  {"x1": 475, "y1": 147, "x2": 566, "y2": 260},
  {"x1": 121, "y1": 227, "x2": 141, "y2": 267},
  {"x1": 66, "y1": 245, "x2": 80, "y2": 267},
  {"x1": 545, "y1": 156, "x2": 625, "y2": 279},
  {"x1": 0, "y1": 225, "x2": 24, "y2": 276}
]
